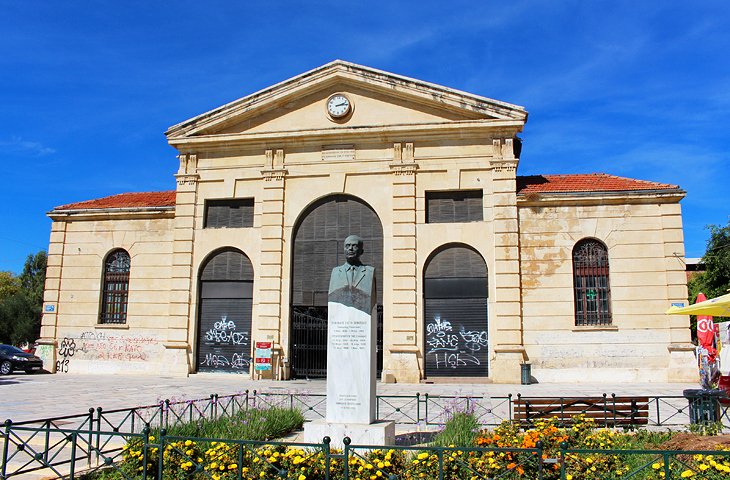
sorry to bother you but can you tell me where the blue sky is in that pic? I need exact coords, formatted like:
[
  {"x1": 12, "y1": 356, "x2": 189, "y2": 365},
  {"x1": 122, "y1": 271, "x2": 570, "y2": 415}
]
[{"x1": 1, "y1": 1, "x2": 728, "y2": 273}]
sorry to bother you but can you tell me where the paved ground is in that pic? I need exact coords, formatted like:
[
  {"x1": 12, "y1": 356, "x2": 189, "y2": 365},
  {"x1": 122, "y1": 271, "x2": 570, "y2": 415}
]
[
  {"x1": 0, "y1": 372, "x2": 701, "y2": 479},
  {"x1": 0, "y1": 371, "x2": 697, "y2": 423}
]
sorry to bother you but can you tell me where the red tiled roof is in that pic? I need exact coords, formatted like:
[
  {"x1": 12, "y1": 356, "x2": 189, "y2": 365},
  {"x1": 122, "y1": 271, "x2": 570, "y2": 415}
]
[
  {"x1": 54, "y1": 191, "x2": 176, "y2": 211},
  {"x1": 516, "y1": 173, "x2": 679, "y2": 195}
]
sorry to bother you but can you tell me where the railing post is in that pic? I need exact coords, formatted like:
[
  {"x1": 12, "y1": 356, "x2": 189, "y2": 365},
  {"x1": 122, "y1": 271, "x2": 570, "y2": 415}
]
[
  {"x1": 69, "y1": 431, "x2": 78, "y2": 479},
  {"x1": 416, "y1": 393, "x2": 421, "y2": 423},
  {"x1": 2, "y1": 419, "x2": 12, "y2": 480},
  {"x1": 663, "y1": 452, "x2": 671, "y2": 479},
  {"x1": 559, "y1": 441, "x2": 567, "y2": 480},
  {"x1": 253, "y1": 390, "x2": 258, "y2": 410},
  {"x1": 508, "y1": 393, "x2": 513, "y2": 421},
  {"x1": 43, "y1": 419, "x2": 51, "y2": 464},
  {"x1": 323, "y1": 436, "x2": 331, "y2": 480},
  {"x1": 343, "y1": 437, "x2": 351, "y2": 480},
  {"x1": 164, "y1": 399, "x2": 170, "y2": 429},
  {"x1": 603, "y1": 393, "x2": 609, "y2": 428},
  {"x1": 536, "y1": 440, "x2": 544, "y2": 479},
  {"x1": 424, "y1": 393, "x2": 429, "y2": 424},
  {"x1": 245, "y1": 389, "x2": 249, "y2": 411},
  {"x1": 142, "y1": 426, "x2": 150, "y2": 480},
  {"x1": 656, "y1": 396, "x2": 662, "y2": 427},
  {"x1": 237, "y1": 443, "x2": 244, "y2": 480},
  {"x1": 158, "y1": 429, "x2": 167, "y2": 480},
  {"x1": 438, "y1": 448, "x2": 444, "y2": 480},
  {"x1": 87, "y1": 407, "x2": 94, "y2": 466}
]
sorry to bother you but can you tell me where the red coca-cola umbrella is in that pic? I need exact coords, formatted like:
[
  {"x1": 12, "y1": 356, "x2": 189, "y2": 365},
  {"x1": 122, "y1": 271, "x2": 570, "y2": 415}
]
[{"x1": 696, "y1": 292, "x2": 717, "y2": 360}]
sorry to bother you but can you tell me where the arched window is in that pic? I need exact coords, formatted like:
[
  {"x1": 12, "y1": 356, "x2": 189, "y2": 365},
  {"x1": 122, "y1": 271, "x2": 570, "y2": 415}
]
[
  {"x1": 99, "y1": 249, "x2": 130, "y2": 324},
  {"x1": 572, "y1": 239, "x2": 611, "y2": 326}
]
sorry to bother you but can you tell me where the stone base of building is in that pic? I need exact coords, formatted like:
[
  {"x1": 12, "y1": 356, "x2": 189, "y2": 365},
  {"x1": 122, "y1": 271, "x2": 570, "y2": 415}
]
[
  {"x1": 304, "y1": 420, "x2": 395, "y2": 449},
  {"x1": 491, "y1": 347, "x2": 527, "y2": 383}
]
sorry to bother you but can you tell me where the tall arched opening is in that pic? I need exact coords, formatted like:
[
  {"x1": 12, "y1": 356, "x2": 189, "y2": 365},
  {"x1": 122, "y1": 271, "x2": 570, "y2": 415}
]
[
  {"x1": 290, "y1": 194, "x2": 383, "y2": 378},
  {"x1": 423, "y1": 244, "x2": 488, "y2": 377},
  {"x1": 196, "y1": 248, "x2": 254, "y2": 373}
]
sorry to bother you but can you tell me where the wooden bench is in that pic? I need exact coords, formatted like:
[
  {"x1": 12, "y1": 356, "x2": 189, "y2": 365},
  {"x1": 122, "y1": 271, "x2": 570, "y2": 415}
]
[{"x1": 513, "y1": 395, "x2": 650, "y2": 427}]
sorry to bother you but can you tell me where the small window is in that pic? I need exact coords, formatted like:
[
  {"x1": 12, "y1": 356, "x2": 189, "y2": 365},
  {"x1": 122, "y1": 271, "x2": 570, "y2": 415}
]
[
  {"x1": 572, "y1": 239, "x2": 612, "y2": 326},
  {"x1": 426, "y1": 190, "x2": 483, "y2": 223},
  {"x1": 204, "y1": 199, "x2": 254, "y2": 229},
  {"x1": 100, "y1": 249, "x2": 130, "y2": 324}
]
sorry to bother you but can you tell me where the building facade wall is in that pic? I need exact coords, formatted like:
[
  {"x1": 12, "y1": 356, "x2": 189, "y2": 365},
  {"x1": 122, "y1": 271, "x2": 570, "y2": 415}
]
[
  {"x1": 40, "y1": 213, "x2": 175, "y2": 374},
  {"x1": 518, "y1": 197, "x2": 695, "y2": 382},
  {"x1": 39, "y1": 62, "x2": 694, "y2": 383}
]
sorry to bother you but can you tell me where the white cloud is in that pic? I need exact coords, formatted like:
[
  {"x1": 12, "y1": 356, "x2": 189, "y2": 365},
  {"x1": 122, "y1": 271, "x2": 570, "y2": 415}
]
[{"x1": 0, "y1": 136, "x2": 55, "y2": 157}]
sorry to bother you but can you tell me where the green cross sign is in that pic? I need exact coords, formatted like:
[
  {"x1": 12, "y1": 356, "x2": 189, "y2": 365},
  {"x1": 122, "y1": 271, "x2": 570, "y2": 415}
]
[{"x1": 586, "y1": 289, "x2": 597, "y2": 300}]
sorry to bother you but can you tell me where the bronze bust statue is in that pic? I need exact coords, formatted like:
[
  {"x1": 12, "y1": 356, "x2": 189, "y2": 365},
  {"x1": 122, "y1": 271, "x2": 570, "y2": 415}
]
[{"x1": 328, "y1": 235, "x2": 376, "y2": 314}]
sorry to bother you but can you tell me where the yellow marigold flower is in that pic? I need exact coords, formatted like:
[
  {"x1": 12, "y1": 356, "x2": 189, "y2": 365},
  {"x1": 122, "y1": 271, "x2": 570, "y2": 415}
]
[
  {"x1": 417, "y1": 452, "x2": 429, "y2": 460},
  {"x1": 184, "y1": 439, "x2": 192, "y2": 446},
  {"x1": 298, "y1": 475, "x2": 306, "y2": 480},
  {"x1": 377, "y1": 462, "x2": 384, "y2": 469},
  {"x1": 366, "y1": 463, "x2": 373, "y2": 469},
  {"x1": 680, "y1": 470, "x2": 694, "y2": 478},
  {"x1": 260, "y1": 472, "x2": 265, "y2": 478},
  {"x1": 652, "y1": 463, "x2": 661, "y2": 469},
  {"x1": 219, "y1": 465, "x2": 226, "y2": 471},
  {"x1": 384, "y1": 461, "x2": 391, "y2": 467},
  {"x1": 699, "y1": 464, "x2": 709, "y2": 471}
]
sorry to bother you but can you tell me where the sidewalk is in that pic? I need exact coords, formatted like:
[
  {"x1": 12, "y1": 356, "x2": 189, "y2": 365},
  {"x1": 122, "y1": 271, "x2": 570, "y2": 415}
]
[{"x1": 0, "y1": 371, "x2": 697, "y2": 423}]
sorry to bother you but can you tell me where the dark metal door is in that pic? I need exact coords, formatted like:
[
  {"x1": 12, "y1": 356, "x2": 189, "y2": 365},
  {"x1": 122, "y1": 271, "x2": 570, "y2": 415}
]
[
  {"x1": 197, "y1": 249, "x2": 254, "y2": 373},
  {"x1": 423, "y1": 246, "x2": 488, "y2": 378},
  {"x1": 290, "y1": 195, "x2": 383, "y2": 379}
]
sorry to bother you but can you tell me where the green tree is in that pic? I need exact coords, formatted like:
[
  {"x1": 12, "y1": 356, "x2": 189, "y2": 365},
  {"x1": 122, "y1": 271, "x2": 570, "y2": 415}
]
[
  {"x1": 689, "y1": 221, "x2": 730, "y2": 302},
  {"x1": 0, "y1": 251, "x2": 47, "y2": 345}
]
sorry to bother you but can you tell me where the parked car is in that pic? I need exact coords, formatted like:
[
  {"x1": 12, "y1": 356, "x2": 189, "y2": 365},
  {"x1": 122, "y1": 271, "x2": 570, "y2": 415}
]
[{"x1": 0, "y1": 344, "x2": 43, "y2": 375}]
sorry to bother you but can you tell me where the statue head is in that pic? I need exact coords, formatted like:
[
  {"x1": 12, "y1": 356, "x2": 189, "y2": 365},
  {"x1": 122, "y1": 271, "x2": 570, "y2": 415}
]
[{"x1": 344, "y1": 235, "x2": 364, "y2": 265}]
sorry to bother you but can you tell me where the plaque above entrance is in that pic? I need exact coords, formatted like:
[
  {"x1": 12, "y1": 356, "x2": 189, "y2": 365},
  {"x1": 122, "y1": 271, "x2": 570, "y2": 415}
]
[{"x1": 322, "y1": 145, "x2": 355, "y2": 162}]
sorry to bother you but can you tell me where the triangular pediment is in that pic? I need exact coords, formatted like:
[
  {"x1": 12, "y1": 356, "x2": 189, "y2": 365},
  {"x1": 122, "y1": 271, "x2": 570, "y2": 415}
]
[{"x1": 165, "y1": 60, "x2": 527, "y2": 140}]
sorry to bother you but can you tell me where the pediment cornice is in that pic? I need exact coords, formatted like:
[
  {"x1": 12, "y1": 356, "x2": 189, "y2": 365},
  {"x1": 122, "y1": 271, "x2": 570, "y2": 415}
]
[{"x1": 165, "y1": 60, "x2": 527, "y2": 140}]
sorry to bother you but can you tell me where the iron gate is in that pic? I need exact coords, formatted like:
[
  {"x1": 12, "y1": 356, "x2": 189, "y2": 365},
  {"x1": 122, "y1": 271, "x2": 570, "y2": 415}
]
[{"x1": 290, "y1": 305, "x2": 383, "y2": 379}]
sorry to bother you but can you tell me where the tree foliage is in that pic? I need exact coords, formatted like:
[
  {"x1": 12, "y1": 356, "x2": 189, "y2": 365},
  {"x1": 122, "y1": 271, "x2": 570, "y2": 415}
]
[{"x1": 0, "y1": 251, "x2": 47, "y2": 345}]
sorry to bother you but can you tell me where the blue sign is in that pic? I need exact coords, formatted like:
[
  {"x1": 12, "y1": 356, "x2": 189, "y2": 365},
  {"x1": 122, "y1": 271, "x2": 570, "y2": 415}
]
[
  {"x1": 671, "y1": 302, "x2": 685, "y2": 308},
  {"x1": 44, "y1": 304, "x2": 55, "y2": 313}
]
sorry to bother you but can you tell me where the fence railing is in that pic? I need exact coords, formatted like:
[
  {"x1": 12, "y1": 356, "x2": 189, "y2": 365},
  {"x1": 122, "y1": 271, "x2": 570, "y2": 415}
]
[
  {"x1": 4, "y1": 425, "x2": 730, "y2": 479},
  {"x1": 3, "y1": 390, "x2": 729, "y2": 478}
]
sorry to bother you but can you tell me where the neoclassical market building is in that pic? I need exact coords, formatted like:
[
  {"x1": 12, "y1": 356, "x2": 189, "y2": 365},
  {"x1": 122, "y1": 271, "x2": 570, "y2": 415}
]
[{"x1": 38, "y1": 61, "x2": 695, "y2": 383}]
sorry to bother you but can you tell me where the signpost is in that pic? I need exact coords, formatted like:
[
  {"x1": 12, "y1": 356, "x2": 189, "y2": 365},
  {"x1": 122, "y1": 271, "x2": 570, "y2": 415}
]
[{"x1": 254, "y1": 341, "x2": 272, "y2": 372}]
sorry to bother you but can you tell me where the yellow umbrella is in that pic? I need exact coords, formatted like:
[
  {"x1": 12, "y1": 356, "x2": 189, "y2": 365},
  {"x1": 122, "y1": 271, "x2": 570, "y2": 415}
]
[{"x1": 666, "y1": 292, "x2": 730, "y2": 317}]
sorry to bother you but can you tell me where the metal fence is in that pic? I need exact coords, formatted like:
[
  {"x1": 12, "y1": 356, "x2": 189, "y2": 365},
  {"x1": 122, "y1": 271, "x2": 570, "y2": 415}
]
[
  {"x1": 3, "y1": 390, "x2": 730, "y2": 479},
  {"x1": 4, "y1": 425, "x2": 730, "y2": 479}
]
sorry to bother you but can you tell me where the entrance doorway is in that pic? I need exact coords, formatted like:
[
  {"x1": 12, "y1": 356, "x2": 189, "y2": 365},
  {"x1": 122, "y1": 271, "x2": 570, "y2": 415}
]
[
  {"x1": 423, "y1": 245, "x2": 488, "y2": 377},
  {"x1": 196, "y1": 248, "x2": 254, "y2": 373},
  {"x1": 290, "y1": 195, "x2": 383, "y2": 378}
]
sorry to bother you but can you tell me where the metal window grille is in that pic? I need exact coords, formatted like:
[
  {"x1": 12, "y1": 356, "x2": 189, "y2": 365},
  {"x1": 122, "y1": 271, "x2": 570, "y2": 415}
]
[
  {"x1": 572, "y1": 239, "x2": 612, "y2": 326},
  {"x1": 99, "y1": 250, "x2": 130, "y2": 324}
]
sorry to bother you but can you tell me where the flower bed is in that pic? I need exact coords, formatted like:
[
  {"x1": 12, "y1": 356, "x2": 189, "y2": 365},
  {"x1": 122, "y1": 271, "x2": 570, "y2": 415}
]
[{"x1": 85, "y1": 414, "x2": 730, "y2": 479}]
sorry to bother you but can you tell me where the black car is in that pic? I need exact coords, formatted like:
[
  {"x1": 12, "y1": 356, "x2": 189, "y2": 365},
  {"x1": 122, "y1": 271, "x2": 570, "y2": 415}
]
[{"x1": 0, "y1": 344, "x2": 43, "y2": 375}]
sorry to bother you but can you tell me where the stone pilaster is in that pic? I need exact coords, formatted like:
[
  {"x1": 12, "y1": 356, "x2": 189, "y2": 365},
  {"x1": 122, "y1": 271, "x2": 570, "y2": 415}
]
[
  {"x1": 386, "y1": 142, "x2": 420, "y2": 383},
  {"x1": 164, "y1": 153, "x2": 199, "y2": 375},
  {"x1": 258, "y1": 149, "x2": 287, "y2": 379},
  {"x1": 489, "y1": 138, "x2": 525, "y2": 383},
  {"x1": 37, "y1": 220, "x2": 68, "y2": 372},
  {"x1": 661, "y1": 202, "x2": 696, "y2": 381}
]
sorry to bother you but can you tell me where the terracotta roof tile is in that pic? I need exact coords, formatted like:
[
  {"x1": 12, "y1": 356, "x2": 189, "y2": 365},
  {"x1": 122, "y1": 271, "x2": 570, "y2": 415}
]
[
  {"x1": 54, "y1": 191, "x2": 176, "y2": 211},
  {"x1": 516, "y1": 173, "x2": 679, "y2": 195}
]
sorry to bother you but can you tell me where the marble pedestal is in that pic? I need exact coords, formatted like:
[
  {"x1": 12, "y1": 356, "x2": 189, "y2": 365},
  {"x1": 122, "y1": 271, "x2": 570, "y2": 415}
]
[{"x1": 303, "y1": 420, "x2": 395, "y2": 449}]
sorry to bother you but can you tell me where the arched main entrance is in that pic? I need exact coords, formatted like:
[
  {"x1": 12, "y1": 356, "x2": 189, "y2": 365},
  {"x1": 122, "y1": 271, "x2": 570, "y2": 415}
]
[
  {"x1": 196, "y1": 248, "x2": 254, "y2": 373},
  {"x1": 290, "y1": 195, "x2": 383, "y2": 378},
  {"x1": 423, "y1": 245, "x2": 488, "y2": 377}
]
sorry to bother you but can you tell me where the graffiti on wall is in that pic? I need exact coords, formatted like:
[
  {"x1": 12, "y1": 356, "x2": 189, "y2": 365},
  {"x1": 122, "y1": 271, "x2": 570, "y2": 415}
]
[{"x1": 55, "y1": 332, "x2": 159, "y2": 373}]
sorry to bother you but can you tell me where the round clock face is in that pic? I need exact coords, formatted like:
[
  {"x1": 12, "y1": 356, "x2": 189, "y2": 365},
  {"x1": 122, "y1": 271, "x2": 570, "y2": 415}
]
[{"x1": 327, "y1": 94, "x2": 351, "y2": 118}]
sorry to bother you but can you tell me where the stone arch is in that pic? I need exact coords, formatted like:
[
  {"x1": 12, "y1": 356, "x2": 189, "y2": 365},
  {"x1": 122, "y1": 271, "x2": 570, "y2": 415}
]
[
  {"x1": 423, "y1": 243, "x2": 489, "y2": 377},
  {"x1": 196, "y1": 247, "x2": 254, "y2": 373}
]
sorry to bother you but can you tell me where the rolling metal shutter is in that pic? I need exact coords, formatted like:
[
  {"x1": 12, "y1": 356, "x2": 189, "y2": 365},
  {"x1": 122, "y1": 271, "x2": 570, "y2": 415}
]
[
  {"x1": 424, "y1": 246, "x2": 488, "y2": 377},
  {"x1": 290, "y1": 195, "x2": 383, "y2": 378},
  {"x1": 197, "y1": 249, "x2": 254, "y2": 373},
  {"x1": 426, "y1": 190, "x2": 483, "y2": 223},
  {"x1": 204, "y1": 199, "x2": 254, "y2": 229}
]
